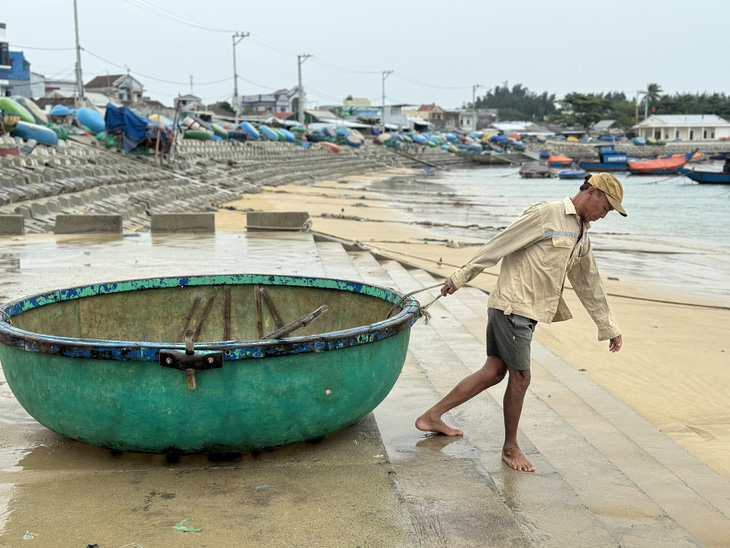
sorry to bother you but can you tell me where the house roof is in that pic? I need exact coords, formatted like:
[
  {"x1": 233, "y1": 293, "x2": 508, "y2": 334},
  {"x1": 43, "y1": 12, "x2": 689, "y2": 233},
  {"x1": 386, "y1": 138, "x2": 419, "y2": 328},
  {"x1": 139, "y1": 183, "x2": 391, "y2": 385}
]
[
  {"x1": 634, "y1": 114, "x2": 730, "y2": 128},
  {"x1": 492, "y1": 121, "x2": 554, "y2": 135},
  {"x1": 86, "y1": 74, "x2": 125, "y2": 87},
  {"x1": 272, "y1": 112, "x2": 294, "y2": 119},
  {"x1": 418, "y1": 104, "x2": 440, "y2": 112},
  {"x1": 593, "y1": 119, "x2": 617, "y2": 130}
]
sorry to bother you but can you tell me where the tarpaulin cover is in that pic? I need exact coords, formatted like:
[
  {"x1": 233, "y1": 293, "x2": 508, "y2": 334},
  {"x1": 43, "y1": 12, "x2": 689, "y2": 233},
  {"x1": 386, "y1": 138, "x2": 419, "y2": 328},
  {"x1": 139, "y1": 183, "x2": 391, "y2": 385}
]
[{"x1": 104, "y1": 104, "x2": 170, "y2": 154}]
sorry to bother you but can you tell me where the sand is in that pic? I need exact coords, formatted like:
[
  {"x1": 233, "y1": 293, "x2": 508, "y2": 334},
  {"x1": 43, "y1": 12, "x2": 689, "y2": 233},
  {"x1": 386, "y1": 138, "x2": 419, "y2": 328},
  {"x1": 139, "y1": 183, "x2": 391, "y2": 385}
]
[{"x1": 217, "y1": 168, "x2": 730, "y2": 481}]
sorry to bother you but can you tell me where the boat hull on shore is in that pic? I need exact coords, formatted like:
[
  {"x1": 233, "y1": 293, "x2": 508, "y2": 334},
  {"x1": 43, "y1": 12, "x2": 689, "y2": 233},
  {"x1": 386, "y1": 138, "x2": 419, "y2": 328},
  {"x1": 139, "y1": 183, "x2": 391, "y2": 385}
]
[{"x1": 0, "y1": 274, "x2": 420, "y2": 455}]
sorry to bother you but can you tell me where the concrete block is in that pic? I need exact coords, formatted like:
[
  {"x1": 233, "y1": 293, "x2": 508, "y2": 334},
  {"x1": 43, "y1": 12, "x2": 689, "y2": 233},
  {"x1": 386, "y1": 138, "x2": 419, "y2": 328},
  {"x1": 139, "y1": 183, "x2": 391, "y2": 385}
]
[
  {"x1": 13, "y1": 205, "x2": 32, "y2": 219},
  {"x1": 151, "y1": 213, "x2": 215, "y2": 233},
  {"x1": 54, "y1": 214, "x2": 123, "y2": 234},
  {"x1": 0, "y1": 215, "x2": 25, "y2": 235},
  {"x1": 246, "y1": 211, "x2": 311, "y2": 231},
  {"x1": 30, "y1": 202, "x2": 49, "y2": 218}
]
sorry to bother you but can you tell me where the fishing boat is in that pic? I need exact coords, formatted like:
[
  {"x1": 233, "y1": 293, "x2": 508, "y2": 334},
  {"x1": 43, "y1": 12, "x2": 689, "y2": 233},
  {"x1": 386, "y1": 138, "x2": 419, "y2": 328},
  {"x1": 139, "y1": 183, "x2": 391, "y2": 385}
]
[
  {"x1": 76, "y1": 107, "x2": 106, "y2": 135},
  {"x1": 678, "y1": 167, "x2": 730, "y2": 184},
  {"x1": 577, "y1": 144, "x2": 628, "y2": 172},
  {"x1": 10, "y1": 121, "x2": 59, "y2": 146},
  {"x1": 628, "y1": 150, "x2": 695, "y2": 175},
  {"x1": 0, "y1": 273, "x2": 420, "y2": 455},
  {"x1": 547, "y1": 155, "x2": 573, "y2": 168},
  {"x1": 557, "y1": 169, "x2": 587, "y2": 180},
  {"x1": 519, "y1": 162, "x2": 554, "y2": 178}
]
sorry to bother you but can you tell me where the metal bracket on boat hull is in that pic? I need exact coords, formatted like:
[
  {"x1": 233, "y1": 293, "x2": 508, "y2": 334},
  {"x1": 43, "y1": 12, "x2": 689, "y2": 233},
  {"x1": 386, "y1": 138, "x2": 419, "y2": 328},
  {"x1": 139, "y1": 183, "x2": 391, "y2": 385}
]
[{"x1": 159, "y1": 350, "x2": 223, "y2": 390}]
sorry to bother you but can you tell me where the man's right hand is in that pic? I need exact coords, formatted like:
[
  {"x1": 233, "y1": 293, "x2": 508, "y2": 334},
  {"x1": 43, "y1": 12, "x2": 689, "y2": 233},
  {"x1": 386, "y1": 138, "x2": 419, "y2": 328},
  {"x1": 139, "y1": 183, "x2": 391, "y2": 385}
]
[{"x1": 441, "y1": 278, "x2": 457, "y2": 296}]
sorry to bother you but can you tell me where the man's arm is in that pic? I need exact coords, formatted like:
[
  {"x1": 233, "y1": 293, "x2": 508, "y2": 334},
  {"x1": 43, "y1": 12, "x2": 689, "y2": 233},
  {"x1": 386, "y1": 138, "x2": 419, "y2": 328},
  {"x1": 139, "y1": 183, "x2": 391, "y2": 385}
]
[{"x1": 446, "y1": 204, "x2": 545, "y2": 293}]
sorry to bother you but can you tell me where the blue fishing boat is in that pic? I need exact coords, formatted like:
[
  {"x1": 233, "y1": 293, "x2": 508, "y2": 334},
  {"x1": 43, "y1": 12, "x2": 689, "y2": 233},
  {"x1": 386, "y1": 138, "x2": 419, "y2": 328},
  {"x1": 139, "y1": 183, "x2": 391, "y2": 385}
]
[
  {"x1": 678, "y1": 167, "x2": 730, "y2": 184},
  {"x1": 558, "y1": 169, "x2": 587, "y2": 180},
  {"x1": 577, "y1": 145, "x2": 628, "y2": 172}
]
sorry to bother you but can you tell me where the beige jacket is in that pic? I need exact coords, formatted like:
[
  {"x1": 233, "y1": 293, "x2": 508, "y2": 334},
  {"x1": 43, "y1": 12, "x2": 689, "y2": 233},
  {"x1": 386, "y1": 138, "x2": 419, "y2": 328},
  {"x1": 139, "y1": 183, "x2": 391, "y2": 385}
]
[{"x1": 450, "y1": 197, "x2": 620, "y2": 341}]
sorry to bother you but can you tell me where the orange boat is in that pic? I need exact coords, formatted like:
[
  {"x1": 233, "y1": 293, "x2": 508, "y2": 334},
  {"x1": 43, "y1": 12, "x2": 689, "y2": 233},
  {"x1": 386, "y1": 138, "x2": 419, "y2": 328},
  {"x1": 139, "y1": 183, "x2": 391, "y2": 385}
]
[
  {"x1": 628, "y1": 151, "x2": 695, "y2": 175},
  {"x1": 320, "y1": 141, "x2": 340, "y2": 153},
  {"x1": 547, "y1": 155, "x2": 573, "y2": 167}
]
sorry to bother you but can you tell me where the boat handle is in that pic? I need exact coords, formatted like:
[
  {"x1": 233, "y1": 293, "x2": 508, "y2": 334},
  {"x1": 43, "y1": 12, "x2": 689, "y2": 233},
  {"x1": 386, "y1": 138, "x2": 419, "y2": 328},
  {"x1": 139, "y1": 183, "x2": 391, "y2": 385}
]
[{"x1": 160, "y1": 331, "x2": 222, "y2": 389}]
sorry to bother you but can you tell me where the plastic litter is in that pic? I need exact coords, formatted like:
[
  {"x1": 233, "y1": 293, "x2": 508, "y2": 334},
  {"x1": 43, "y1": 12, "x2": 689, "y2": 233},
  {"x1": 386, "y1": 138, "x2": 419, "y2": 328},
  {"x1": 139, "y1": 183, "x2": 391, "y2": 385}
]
[
  {"x1": 23, "y1": 531, "x2": 35, "y2": 540},
  {"x1": 173, "y1": 518, "x2": 201, "y2": 532}
]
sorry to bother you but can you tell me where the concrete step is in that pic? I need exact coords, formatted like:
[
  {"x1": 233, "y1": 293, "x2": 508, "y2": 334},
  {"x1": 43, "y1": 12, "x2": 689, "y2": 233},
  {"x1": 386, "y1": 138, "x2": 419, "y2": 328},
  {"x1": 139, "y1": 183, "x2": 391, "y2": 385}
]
[{"x1": 392, "y1": 263, "x2": 730, "y2": 547}]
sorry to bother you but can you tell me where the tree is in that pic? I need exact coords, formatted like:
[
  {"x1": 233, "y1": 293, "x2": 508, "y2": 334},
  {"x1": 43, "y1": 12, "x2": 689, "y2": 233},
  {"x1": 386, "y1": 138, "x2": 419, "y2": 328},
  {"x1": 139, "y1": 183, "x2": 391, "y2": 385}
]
[
  {"x1": 474, "y1": 82, "x2": 556, "y2": 121},
  {"x1": 551, "y1": 93, "x2": 609, "y2": 128},
  {"x1": 644, "y1": 83, "x2": 663, "y2": 118}
]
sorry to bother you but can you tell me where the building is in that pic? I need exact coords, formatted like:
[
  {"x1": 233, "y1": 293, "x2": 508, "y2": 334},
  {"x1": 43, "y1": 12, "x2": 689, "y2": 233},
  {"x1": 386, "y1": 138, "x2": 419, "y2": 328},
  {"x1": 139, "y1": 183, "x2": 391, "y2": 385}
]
[
  {"x1": 85, "y1": 73, "x2": 145, "y2": 103},
  {"x1": 343, "y1": 96, "x2": 371, "y2": 108},
  {"x1": 175, "y1": 94, "x2": 204, "y2": 111},
  {"x1": 44, "y1": 78, "x2": 78, "y2": 95},
  {"x1": 632, "y1": 114, "x2": 730, "y2": 141},
  {"x1": 0, "y1": 24, "x2": 45, "y2": 99},
  {"x1": 492, "y1": 121, "x2": 555, "y2": 139},
  {"x1": 0, "y1": 23, "x2": 11, "y2": 97},
  {"x1": 240, "y1": 89, "x2": 293, "y2": 114},
  {"x1": 35, "y1": 90, "x2": 122, "y2": 111},
  {"x1": 591, "y1": 119, "x2": 623, "y2": 138}
]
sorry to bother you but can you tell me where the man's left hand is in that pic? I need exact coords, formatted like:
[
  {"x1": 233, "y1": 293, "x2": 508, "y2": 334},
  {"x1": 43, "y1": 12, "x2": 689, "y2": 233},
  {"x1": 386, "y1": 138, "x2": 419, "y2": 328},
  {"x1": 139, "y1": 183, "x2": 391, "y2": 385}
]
[{"x1": 609, "y1": 335, "x2": 623, "y2": 353}]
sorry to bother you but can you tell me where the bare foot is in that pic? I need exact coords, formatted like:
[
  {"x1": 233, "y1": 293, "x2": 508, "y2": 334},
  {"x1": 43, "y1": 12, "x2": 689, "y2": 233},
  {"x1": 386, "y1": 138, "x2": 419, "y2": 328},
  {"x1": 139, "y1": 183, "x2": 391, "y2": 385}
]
[
  {"x1": 502, "y1": 445, "x2": 535, "y2": 472},
  {"x1": 415, "y1": 414, "x2": 463, "y2": 436}
]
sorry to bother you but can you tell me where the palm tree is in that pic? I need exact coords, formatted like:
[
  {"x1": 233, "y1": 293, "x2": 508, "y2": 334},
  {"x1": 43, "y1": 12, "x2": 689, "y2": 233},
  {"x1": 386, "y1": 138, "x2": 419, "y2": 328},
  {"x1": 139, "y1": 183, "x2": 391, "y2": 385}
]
[{"x1": 644, "y1": 83, "x2": 663, "y2": 119}]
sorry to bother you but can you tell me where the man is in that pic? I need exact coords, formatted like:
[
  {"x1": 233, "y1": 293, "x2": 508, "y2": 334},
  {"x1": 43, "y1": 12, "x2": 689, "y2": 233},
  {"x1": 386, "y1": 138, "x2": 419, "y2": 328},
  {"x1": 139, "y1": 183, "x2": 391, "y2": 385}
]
[{"x1": 415, "y1": 172, "x2": 625, "y2": 472}]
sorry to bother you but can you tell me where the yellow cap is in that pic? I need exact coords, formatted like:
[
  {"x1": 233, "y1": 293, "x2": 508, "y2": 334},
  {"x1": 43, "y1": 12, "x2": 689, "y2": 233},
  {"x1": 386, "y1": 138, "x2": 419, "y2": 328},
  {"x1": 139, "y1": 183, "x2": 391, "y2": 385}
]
[{"x1": 589, "y1": 172, "x2": 627, "y2": 217}]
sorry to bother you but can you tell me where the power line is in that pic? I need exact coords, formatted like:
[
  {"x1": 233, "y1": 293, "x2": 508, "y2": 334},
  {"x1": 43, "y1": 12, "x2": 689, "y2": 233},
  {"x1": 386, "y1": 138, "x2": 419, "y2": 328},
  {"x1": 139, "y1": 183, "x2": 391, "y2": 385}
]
[
  {"x1": 248, "y1": 34, "x2": 299, "y2": 57},
  {"x1": 123, "y1": 0, "x2": 236, "y2": 33},
  {"x1": 83, "y1": 48, "x2": 232, "y2": 86},
  {"x1": 13, "y1": 44, "x2": 75, "y2": 51},
  {"x1": 310, "y1": 57, "x2": 381, "y2": 75},
  {"x1": 392, "y1": 71, "x2": 472, "y2": 91}
]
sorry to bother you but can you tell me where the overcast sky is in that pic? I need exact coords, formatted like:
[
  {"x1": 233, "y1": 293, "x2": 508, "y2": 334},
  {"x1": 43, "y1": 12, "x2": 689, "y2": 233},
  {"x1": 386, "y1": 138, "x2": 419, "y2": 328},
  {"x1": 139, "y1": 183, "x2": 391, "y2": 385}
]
[{"x1": 4, "y1": 0, "x2": 729, "y2": 109}]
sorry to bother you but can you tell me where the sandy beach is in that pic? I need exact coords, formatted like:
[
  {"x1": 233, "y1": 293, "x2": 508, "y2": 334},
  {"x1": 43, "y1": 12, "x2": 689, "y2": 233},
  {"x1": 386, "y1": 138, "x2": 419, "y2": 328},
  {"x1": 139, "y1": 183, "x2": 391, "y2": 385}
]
[{"x1": 217, "y1": 167, "x2": 730, "y2": 482}]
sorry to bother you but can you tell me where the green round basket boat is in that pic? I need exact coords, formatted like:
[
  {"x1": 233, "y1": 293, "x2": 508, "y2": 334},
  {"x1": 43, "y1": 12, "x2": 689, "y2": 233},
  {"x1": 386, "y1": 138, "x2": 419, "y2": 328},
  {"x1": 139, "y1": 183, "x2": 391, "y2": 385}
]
[{"x1": 0, "y1": 274, "x2": 420, "y2": 455}]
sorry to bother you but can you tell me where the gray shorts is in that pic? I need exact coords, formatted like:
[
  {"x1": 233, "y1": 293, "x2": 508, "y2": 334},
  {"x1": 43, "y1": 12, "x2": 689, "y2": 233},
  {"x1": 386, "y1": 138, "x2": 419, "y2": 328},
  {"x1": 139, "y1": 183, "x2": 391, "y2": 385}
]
[{"x1": 486, "y1": 308, "x2": 537, "y2": 370}]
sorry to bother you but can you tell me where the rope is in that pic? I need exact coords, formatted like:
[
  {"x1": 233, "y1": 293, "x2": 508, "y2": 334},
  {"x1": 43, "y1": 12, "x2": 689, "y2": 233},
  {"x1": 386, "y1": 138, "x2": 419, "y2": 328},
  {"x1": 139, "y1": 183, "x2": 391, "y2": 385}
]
[{"x1": 387, "y1": 283, "x2": 444, "y2": 324}]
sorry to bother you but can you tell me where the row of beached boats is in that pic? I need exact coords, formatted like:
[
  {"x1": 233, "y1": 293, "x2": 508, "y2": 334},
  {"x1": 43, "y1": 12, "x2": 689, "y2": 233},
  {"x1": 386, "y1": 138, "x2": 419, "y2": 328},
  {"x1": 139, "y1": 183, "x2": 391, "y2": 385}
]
[{"x1": 533, "y1": 145, "x2": 730, "y2": 183}]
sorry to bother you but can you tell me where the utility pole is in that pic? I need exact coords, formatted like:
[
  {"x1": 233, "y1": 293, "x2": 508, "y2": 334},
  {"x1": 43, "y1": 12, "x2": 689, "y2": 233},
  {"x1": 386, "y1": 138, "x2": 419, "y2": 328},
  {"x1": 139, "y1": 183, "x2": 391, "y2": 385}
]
[
  {"x1": 73, "y1": 0, "x2": 84, "y2": 108},
  {"x1": 634, "y1": 90, "x2": 646, "y2": 125},
  {"x1": 381, "y1": 70, "x2": 393, "y2": 132},
  {"x1": 472, "y1": 84, "x2": 481, "y2": 132},
  {"x1": 232, "y1": 32, "x2": 249, "y2": 125},
  {"x1": 190, "y1": 75, "x2": 193, "y2": 95},
  {"x1": 297, "y1": 53, "x2": 311, "y2": 125}
]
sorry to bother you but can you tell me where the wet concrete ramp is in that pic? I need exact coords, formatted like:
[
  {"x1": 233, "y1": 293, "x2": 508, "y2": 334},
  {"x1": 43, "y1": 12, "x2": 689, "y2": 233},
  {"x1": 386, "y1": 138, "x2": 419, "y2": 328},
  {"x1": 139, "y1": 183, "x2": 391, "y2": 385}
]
[{"x1": 0, "y1": 234, "x2": 728, "y2": 546}]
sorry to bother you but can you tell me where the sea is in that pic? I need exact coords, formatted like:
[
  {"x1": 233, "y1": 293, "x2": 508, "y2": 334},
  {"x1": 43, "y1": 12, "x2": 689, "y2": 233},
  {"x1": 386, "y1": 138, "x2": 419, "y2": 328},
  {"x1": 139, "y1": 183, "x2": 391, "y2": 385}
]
[{"x1": 370, "y1": 166, "x2": 730, "y2": 304}]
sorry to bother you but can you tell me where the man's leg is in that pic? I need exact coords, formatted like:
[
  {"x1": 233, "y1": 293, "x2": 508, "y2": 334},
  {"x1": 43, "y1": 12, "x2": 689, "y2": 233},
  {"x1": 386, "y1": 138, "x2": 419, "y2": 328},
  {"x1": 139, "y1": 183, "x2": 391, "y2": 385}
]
[
  {"x1": 502, "y1": 367, "x2": 535, "y2": 472},
  {"x1": 415, "y1": 354, "x2": 508, "y2": 436}
]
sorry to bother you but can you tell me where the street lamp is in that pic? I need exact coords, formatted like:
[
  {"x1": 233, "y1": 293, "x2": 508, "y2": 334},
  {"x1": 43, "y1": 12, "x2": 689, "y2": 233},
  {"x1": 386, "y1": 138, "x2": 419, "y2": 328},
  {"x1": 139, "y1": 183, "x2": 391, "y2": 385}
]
[{"x1": 232, "y1": 32, "x2": 249, "y2": 125}]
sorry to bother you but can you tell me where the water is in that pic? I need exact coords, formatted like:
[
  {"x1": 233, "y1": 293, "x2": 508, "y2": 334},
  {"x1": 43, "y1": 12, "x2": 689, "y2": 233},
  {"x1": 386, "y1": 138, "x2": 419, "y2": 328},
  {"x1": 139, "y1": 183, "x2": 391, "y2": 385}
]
[{"x1": 370, "y1": 167, "x2": 730, "y2": 303}]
